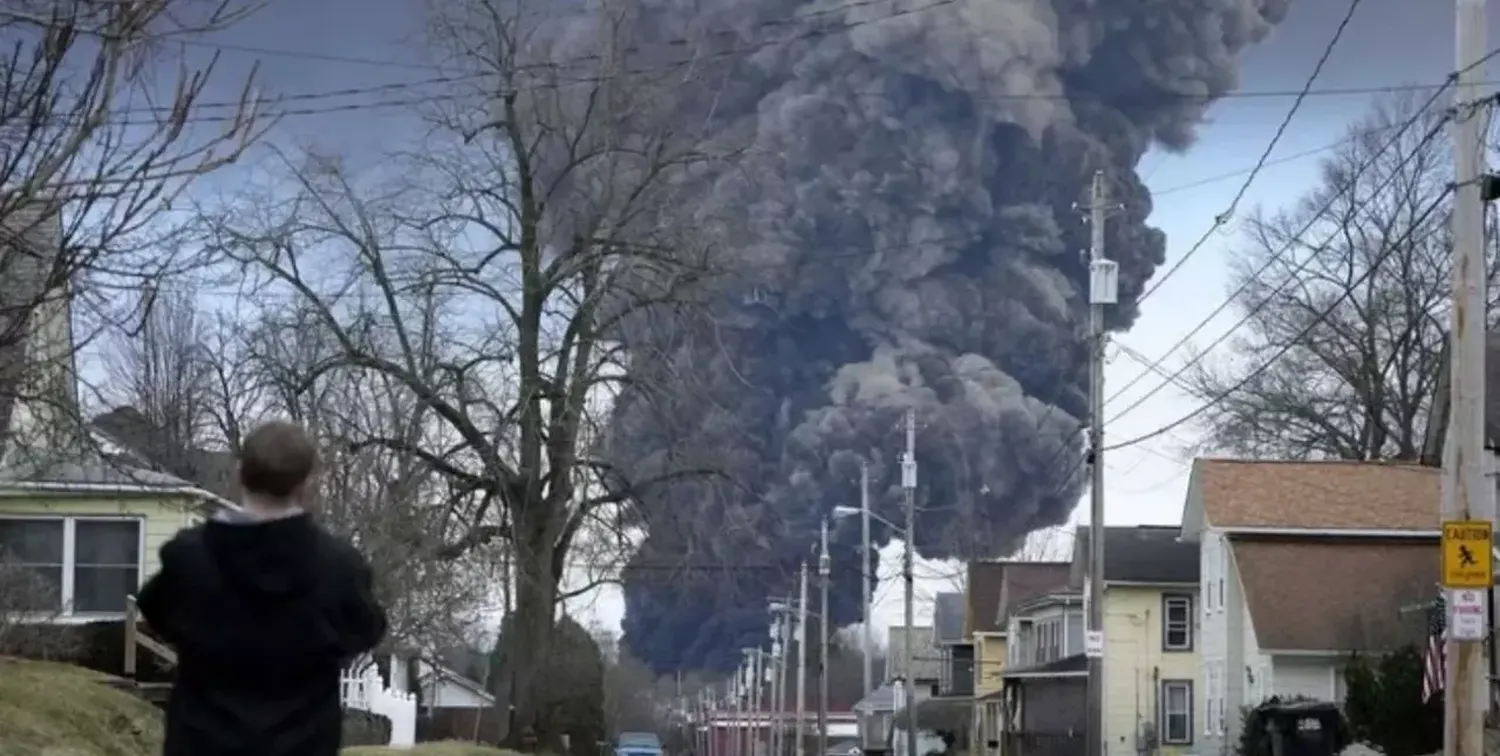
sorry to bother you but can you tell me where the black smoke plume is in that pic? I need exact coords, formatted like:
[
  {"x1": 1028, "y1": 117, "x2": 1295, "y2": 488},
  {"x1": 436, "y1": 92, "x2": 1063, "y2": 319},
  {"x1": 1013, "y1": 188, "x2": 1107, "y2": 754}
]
[{"x1": 599, "y1": 0, "x2": 1291, "y2": 673}]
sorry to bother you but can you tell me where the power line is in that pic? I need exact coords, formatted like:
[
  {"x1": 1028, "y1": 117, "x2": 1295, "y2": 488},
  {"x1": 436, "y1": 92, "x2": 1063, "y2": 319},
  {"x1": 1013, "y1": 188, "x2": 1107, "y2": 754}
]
[
  {"x1": 1133, "y1": 0, "x2": 1363, "y2": 306},
  {"x1": 1104, "y1": 182, "x2": 1456, "y2": 453},
  {"x1": 1102, "y1": 67, "x2": 1475, "y2": 423}
]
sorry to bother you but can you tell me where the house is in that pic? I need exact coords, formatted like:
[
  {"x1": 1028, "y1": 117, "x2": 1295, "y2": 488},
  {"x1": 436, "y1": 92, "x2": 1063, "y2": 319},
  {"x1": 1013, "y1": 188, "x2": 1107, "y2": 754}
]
[
  {"x1": 995, "y1": 577, "x2": 1085, "y2": 756},
  {"x1": 1071, "y1": 525, "x2": 1201, "y2": 756},
  {"x1": 934, "y1": 592, "x2": 974, "y2": 699},
  {"x1": 854, "y1": 624, "x2": 943, "y2": 755},
  {"x1": 0, "y1": 205, "x2": 236, "y2": 628},
  {"x1": 967, "y1": 560, "x2": 1070, "y2": 756},
  {"x1": 1179, "y1": 459, "x2": 1440, "y2": 756}
]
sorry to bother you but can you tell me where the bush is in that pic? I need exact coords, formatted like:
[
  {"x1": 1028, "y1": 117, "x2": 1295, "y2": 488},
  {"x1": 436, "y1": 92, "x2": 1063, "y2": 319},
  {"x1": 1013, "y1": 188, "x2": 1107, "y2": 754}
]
[
  {"x1": 343, "y1": 709, "x2": 394, "y2": 746},
  {"x1": 1343, "y1": 648, "x2": 1441, "y2": 756}
]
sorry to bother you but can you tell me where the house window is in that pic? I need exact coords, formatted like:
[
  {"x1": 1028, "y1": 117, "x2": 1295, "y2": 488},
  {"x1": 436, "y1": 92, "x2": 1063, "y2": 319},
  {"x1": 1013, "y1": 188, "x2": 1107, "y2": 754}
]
[
  {"x1": 1204, "y1": 665, "x2": 1217, "y2": 735},
  {"x1": 1162, "y1": 595, "x2": 1193, "y2": 651},
  {"x1": 1218, "y1": 578, "x2": 1225, "y2": 611},
  {"x1": 1161, "y1": 680, "x2": 1193, "y2": 745},
  {"x1": 0, "y1": 517, "x2": 142, "y2": 616}
]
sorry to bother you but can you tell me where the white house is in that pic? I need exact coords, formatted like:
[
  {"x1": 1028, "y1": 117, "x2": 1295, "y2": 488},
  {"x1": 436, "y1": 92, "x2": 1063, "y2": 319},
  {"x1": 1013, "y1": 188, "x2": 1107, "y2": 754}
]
[{"x1": 1179, "y1": 459, "x2": 1440, "y2": 755}]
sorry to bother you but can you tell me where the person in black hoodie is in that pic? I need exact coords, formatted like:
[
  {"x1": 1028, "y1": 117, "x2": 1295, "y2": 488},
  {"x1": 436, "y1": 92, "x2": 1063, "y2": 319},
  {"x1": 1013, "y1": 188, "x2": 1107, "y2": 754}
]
[{"x1": 136, "y1": 420, "x2": 388, "y2": 756}]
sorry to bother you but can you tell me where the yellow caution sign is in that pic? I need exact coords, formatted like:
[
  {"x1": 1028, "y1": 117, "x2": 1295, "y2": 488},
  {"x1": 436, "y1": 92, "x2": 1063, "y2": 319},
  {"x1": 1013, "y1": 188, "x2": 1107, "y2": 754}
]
[{"x1": 1442, "y1": 519, "x2": 1493, "y2": 588}]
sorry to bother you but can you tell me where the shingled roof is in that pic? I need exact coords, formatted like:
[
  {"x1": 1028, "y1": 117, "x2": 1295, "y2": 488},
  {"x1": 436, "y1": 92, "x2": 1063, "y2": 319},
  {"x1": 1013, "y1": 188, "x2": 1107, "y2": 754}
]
[
  {"x1": 965, "y1": 561, "x2": 1007, "y2": 634},
  {"x1": 1189, "y1": 459, "x2": 1438, "y2": 531},
  {"x1": 933, "y1": 592, "x2": 966, "y2": 644},
  {"x1": 1070, "y1": 525, "x2": 1198, "y2": 585},
  {"x1": 1232, "y1": 536, "x2": 1436, "y2": 652},
  {"x1": 93, "y1": 406, "x2": 237, "y2": 498},
  {"x1": 995, "y1": 561, "x2": 1072, "y2": 627}
]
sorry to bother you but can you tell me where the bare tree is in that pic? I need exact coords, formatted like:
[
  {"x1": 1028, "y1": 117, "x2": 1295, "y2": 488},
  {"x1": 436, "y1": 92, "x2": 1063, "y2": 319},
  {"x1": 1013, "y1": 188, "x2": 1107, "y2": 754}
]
[
  {"x1": 1182, "y1": 94, "x2": 1456, "y2": 460},
  {"x1": 196, "y1": 0, "x2": 735, "y2": 745},
  {"x1": 0, "y1": 0, "x2": 264, "y2": 462},
  {"x1": 241, "y1": 303, "x2": 500, "y2": 662},
  {"x1": 101, "y1": 288, "x2": 215, "y2": 463}
]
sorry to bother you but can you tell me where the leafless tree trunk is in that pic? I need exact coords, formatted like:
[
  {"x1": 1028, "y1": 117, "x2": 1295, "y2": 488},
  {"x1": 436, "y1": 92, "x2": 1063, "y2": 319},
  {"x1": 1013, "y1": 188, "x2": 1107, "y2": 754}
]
[
  {"x1": 1182, "y1": 93, "x2": 1466, "y2": 461},
  {"x1": 0, "y1": 0, "x2": 266, "y2": 459},
  {"x1": 194, "y1": 0, "x2": 734, "y2": 746}
]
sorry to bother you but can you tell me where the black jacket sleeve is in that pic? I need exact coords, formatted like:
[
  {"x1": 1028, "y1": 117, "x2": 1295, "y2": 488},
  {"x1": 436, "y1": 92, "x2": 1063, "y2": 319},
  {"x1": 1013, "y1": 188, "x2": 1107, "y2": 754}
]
[
  {"x1": 341, "y1": 552, "x2": 387, "y2": 657},
  {"x1": 134, "y1": 534, "x2": 185, "y2": 645}
]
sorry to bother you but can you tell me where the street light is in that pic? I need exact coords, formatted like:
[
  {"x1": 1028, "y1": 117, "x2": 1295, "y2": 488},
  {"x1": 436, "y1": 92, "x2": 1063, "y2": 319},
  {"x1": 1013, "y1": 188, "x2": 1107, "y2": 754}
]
[{"x1": 834, "y1": 411, "x2": 918, "y2": 756}]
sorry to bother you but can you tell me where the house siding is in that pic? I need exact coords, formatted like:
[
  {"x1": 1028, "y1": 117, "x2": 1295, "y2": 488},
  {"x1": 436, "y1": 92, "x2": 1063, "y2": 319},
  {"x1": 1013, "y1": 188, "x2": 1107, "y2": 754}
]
[
  {"x1": 976, "y1": 634, "x2": 1006, "y2": 696},
  {"x1": 973, "y1": 635, "x2": 1006, "y2": 756},
  {"x1": 0, "y1": 492, "x2": 201, "y2": 613},
  {"x1": 1201, "y1": 528, "x2": 1232, "y2": 756},
  {"x1": 1103, "y1": 586, "x2": 1202, "y2": 756}
]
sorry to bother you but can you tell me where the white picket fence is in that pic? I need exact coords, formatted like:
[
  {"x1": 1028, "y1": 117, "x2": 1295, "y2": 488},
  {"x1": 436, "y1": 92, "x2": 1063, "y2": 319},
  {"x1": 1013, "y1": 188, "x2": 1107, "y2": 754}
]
[{"x1": 341, "y1": 665, "x2": 418, "y2": 748}]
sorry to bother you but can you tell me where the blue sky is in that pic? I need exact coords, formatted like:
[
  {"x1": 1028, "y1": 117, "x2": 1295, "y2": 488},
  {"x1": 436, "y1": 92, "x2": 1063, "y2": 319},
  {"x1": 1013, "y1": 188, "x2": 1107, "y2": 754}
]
[{"x1": 146, "y1": 0, "x2": 1473, "y2": 635}]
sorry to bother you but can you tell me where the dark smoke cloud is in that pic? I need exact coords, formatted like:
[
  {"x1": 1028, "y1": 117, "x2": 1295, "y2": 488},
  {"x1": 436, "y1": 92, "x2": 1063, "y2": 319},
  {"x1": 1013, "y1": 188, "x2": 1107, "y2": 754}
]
[{"x1": 595, "y1": 0, "x2": 1291, "y2": 673}]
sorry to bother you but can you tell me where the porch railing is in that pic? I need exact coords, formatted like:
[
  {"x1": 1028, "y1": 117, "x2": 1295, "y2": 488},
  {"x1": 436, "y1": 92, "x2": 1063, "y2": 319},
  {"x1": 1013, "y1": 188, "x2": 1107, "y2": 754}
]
[{"x1": 123, "y1": 595, "x2": 177, "y2": 676}]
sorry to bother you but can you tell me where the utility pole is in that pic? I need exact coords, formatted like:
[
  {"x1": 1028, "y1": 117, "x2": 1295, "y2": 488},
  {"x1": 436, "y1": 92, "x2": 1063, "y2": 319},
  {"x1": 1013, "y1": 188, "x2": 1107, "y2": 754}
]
[
  {"x1": 795, "y1": 563, "x2": 809, "y2": 756},
  {"x1": 735, "y1": 662, "x2": 747, "y2": 756},
  {"x1": 859, "y1": 462, "x2": 873, "y2": 702},
  {"x1": 901, "y1": 408, "x2": 918, "y2": 756},
  {"x1": 818, "y1": 519, "x2": 831, "y2": 753},
  {"x1": 1083, "y1": 169, "x2": 1119, "y2": 756},
  {"x1": 1448, "y1": 0, "x2": 1491, "y2": 751},
  {"x1": 770, "y1": 613, "x2": 784, "y2": 756}
]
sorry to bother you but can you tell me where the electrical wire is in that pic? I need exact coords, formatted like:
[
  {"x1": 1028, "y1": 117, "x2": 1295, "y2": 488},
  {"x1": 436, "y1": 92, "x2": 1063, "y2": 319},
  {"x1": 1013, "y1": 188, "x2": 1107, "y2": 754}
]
[
  {"x1": 10, "y1": 0, "x2": 1500, "y2": 130},
  {"x1": 1104, "y1": 182, "x2": 1456, "y2": 453},
  {"x1": 1039, "y1": 83, "x2": 1481, "y2": 495},
  {"x1": 1102, "y1": 66, "x2": 1480, "y2": 422},
  {"x1": 1103, "y1": 112, "x2": 1456, "y2": 427},
  {"x1": 1133, "y1": 0, "x2": 1363, "y2": 306}
]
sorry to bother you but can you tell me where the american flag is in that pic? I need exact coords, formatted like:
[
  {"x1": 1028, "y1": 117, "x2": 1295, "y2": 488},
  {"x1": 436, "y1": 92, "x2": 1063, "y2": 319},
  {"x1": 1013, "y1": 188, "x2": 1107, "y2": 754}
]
[{"x1": 1422, "y1": 593, "x2": 1447, "y2": 703}]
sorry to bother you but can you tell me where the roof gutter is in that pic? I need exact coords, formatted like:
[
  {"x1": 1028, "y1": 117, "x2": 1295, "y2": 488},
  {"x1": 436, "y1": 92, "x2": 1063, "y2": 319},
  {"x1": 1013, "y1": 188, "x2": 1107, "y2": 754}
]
[
  {"x1": 0, "y1": 480, "x2": 241, "y2": 512},
  {"x1": 1221, "y1": 526, "x2": 1439, "y2": 538}
]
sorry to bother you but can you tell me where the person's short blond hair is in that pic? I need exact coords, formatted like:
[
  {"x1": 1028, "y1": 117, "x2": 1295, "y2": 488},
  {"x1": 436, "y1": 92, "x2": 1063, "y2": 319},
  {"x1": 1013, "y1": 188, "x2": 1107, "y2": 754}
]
[{"x1": 238, "y1": 421, "x2": 318, "y2": 500}]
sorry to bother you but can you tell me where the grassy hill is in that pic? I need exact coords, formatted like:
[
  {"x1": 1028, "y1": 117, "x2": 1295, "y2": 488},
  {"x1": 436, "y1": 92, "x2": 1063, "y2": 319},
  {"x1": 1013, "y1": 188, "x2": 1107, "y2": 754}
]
[
  {"x1": 0, "y1": 659, "x2": 514, "y2": 756},
  {"x1": 0, "y1": 658, "x2": 163, "y2": 756}
]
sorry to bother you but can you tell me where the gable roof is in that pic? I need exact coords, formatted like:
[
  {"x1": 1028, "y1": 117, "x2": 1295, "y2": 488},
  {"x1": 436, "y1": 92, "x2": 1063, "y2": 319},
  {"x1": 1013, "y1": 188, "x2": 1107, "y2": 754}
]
[
  {"x1": 93, "y1": 406, "x2": 237, "y2": 498},
  {"x1": 1070, "y1": 525, "x2": 1198, "y2": 585},
  {"x1": 1191, "y1": 459, "x2": 1438, "y2": 531},
  {"x1": 933, "y1": 592, "x2": 965, "y2": 644},
  {"x1": 1232, "y1": 536, "x2": 1436, "y2": 652},
  {"x1": 996, "y1": 561, "x2": 1072, "y2": 626},
  {"x1": 965, "y1": 561, "x2": 1007, "y2": 634}
]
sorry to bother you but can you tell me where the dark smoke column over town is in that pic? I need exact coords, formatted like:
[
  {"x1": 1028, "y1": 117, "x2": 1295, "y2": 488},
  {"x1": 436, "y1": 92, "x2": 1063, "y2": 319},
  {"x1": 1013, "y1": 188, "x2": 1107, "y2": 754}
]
[{"x1": 602, "y1": 0, "x2": 1291, "y2": 673}]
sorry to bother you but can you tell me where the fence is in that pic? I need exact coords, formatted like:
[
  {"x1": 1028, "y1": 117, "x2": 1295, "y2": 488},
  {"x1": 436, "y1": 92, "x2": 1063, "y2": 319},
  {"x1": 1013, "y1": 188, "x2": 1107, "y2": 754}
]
[{"x1": 341, "y1": 666, "x2": 419, "y2": 748}]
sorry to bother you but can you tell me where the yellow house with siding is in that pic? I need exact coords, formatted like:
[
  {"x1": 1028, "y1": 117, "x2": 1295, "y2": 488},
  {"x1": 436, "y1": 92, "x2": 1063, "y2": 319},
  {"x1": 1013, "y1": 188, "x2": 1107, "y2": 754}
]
[
  {"x1": 1072, "y1": 526, "x2": 1202, "y2": 756},
  {"x1": 967, "y1": 560, "x2": 1072, "y2": 756},
  {"x1": 0, "y1": 204, "x2": 235, "y2": 623}
]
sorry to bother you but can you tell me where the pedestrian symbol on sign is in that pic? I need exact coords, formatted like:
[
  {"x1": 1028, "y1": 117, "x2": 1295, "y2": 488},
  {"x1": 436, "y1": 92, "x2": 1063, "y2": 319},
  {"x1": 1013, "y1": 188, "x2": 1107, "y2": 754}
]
[{"x1": 1460, "y1": 545, "x2": 1479, "y2": 568}]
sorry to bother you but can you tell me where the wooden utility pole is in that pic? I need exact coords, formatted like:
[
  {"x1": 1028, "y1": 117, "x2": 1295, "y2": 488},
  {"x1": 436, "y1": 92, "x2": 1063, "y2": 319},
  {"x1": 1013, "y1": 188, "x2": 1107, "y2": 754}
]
[
  {"x1": 1083, "y1": 169, "x2": 1118, "y2": 756},
  {"x1": 1445, "y1": 0, "x2": 1491, "y2": 752}
]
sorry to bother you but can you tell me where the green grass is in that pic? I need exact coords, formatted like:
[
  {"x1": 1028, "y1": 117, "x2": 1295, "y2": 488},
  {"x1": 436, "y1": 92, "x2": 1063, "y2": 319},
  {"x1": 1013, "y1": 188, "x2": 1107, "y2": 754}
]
[
  {"x1": 0, "y1": 658, "x2": 164, "y2": 756},
  {"x1": 0, "y1": 659, "x2": 520, "y2": 756}
]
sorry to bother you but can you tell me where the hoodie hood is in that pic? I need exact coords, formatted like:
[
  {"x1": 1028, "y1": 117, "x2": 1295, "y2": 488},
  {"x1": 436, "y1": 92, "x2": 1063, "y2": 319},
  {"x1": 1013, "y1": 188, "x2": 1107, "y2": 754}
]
[{"x1": 203, "y1": 512, "x2": 320, "y2": 598}]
